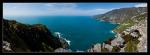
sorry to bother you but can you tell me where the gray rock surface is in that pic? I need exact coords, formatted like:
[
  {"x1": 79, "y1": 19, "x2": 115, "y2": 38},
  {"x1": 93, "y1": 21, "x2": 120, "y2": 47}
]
[{"x1": 54, "y1": 48, "x2": 72, "y2": 52}]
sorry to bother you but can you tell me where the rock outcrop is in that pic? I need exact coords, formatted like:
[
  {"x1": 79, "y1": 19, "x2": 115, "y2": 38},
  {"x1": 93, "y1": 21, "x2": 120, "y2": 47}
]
[
  {"x1": 54, "y1": 48, "x2": 72, "y2": 52},
  {"x1": 2, "y1": 19, "x2": 69, "y2": 52},
  {"x1": 87, "y1": 43, "x2": 101, "y2": 52}
]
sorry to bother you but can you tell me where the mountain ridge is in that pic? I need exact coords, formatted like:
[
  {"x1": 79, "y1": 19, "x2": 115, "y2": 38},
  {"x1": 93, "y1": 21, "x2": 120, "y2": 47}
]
[{"x1": 94, "y1": 7, "x2": 147, "y2": 24}]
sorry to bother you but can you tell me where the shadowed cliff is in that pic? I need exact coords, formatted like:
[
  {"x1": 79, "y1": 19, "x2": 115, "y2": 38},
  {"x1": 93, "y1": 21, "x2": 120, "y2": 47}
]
[{"x1": 2, "y1": 19, "x2": 68, "y2": 52}]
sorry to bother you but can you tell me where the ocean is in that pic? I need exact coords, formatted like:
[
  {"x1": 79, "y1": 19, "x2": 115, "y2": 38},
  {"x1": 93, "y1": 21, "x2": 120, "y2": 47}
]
[{"x1": 3, "y1": 16, "x2": 118, "y2": 51}]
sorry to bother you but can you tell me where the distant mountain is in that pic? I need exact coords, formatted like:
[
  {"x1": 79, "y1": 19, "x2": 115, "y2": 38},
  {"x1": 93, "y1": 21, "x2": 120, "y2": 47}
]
[
  {"x1": 94, "y1": 7, "x2": 147, "y2": 24},
  {"x1": 2, "y1": 19, "x2": 68, "y2": 52}
]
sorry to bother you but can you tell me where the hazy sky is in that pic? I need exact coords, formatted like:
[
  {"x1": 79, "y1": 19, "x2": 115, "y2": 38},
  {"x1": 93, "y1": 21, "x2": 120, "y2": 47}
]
[{"x1": 3, "y1": 3, "x2": 147, "y2": 16}]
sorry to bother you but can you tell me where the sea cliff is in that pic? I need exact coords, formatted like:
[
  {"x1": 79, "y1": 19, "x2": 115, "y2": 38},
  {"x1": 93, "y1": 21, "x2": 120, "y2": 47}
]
[
  {"x1": 87, "y1": 7, "x2": 147, "y2": 52},
  {"x1": 2, "y1": 19, "x2": 69, "y2": 52}
]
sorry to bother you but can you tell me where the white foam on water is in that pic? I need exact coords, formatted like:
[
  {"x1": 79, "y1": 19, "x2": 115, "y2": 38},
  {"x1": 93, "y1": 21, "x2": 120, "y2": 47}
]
[
  {"x1": 54, "y1": 32, "x2": 71, "y2": 46},
  {"x1": 110, "y1": 30, "x2": 114, "y2": 34},
  {"x1": 65, "y1": 39, "x2": 71, "y2": 45}
]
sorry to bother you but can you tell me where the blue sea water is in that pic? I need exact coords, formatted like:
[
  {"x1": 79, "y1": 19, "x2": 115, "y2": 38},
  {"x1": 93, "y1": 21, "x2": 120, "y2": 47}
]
[{"x1": 4, "y1": 16, "x2": 118, "y2": 51}]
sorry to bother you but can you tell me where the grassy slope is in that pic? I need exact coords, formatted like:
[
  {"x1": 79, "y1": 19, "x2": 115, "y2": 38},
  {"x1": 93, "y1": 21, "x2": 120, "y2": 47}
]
[{"x1": 113, "y1": 12, "x2": 147, "y2": 33}]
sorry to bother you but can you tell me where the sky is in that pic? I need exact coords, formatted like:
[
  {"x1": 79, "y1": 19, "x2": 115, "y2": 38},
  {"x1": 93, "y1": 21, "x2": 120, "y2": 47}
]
[{"x1": 3, "y1": 3, "x2": 147, "y2": 16}]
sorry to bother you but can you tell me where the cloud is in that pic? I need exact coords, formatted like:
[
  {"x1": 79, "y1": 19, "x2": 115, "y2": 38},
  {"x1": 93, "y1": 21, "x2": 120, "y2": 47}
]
[
  {"x1": 46, "y1": 8, "x2": 111, "y2": 16},
  {"x1": 135, "y1": 3, "x2": 147, "y2": 7},
  {"x1": 3, "y1": 3, "x2": 112, "y2": 16},
  {"x1": 45, "y1": 3, "x2": 77, "y2": 9}
]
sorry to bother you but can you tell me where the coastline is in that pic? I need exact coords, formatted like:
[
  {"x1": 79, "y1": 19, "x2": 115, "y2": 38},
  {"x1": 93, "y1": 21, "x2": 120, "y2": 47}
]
[{"x1": 88, "y1": 12, "x2": 147, "y2": 52}]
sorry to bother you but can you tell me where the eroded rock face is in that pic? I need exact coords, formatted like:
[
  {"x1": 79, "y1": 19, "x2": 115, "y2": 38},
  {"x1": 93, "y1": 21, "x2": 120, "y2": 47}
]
[
  {"x1": 111, "y1": 34, "x2": 124, "y2": 47},
  {"x1": 131, "y1": 18, "x2": 147, "y2": 52},
  {"x1": 2, "y1": 41, "x2": 12, "y2": 52},
  {"x1": 104, "y1": 44, "x2": 113, "y2": 52},
  {"x1": 87, "y1": 43, "x2": 101, "y2": 52},
  {"x1": 54, "y1": 48, "x2": 72, "y2": 52},
  {"x1": 2, "y1": 19, "x2": 69, "y2": 52}
]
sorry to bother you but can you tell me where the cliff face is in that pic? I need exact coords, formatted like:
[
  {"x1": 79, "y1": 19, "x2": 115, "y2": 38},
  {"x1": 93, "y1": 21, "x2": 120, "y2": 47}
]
[
  {"x1": 88, "y1": 7, "x2": 147, "y2": 52},
  {"x1": 2, "y1": 19, "x2": 68, "y2": 52},
  {"x1": 95, "y1": 7, "x2": 147, "y2": 24}
]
